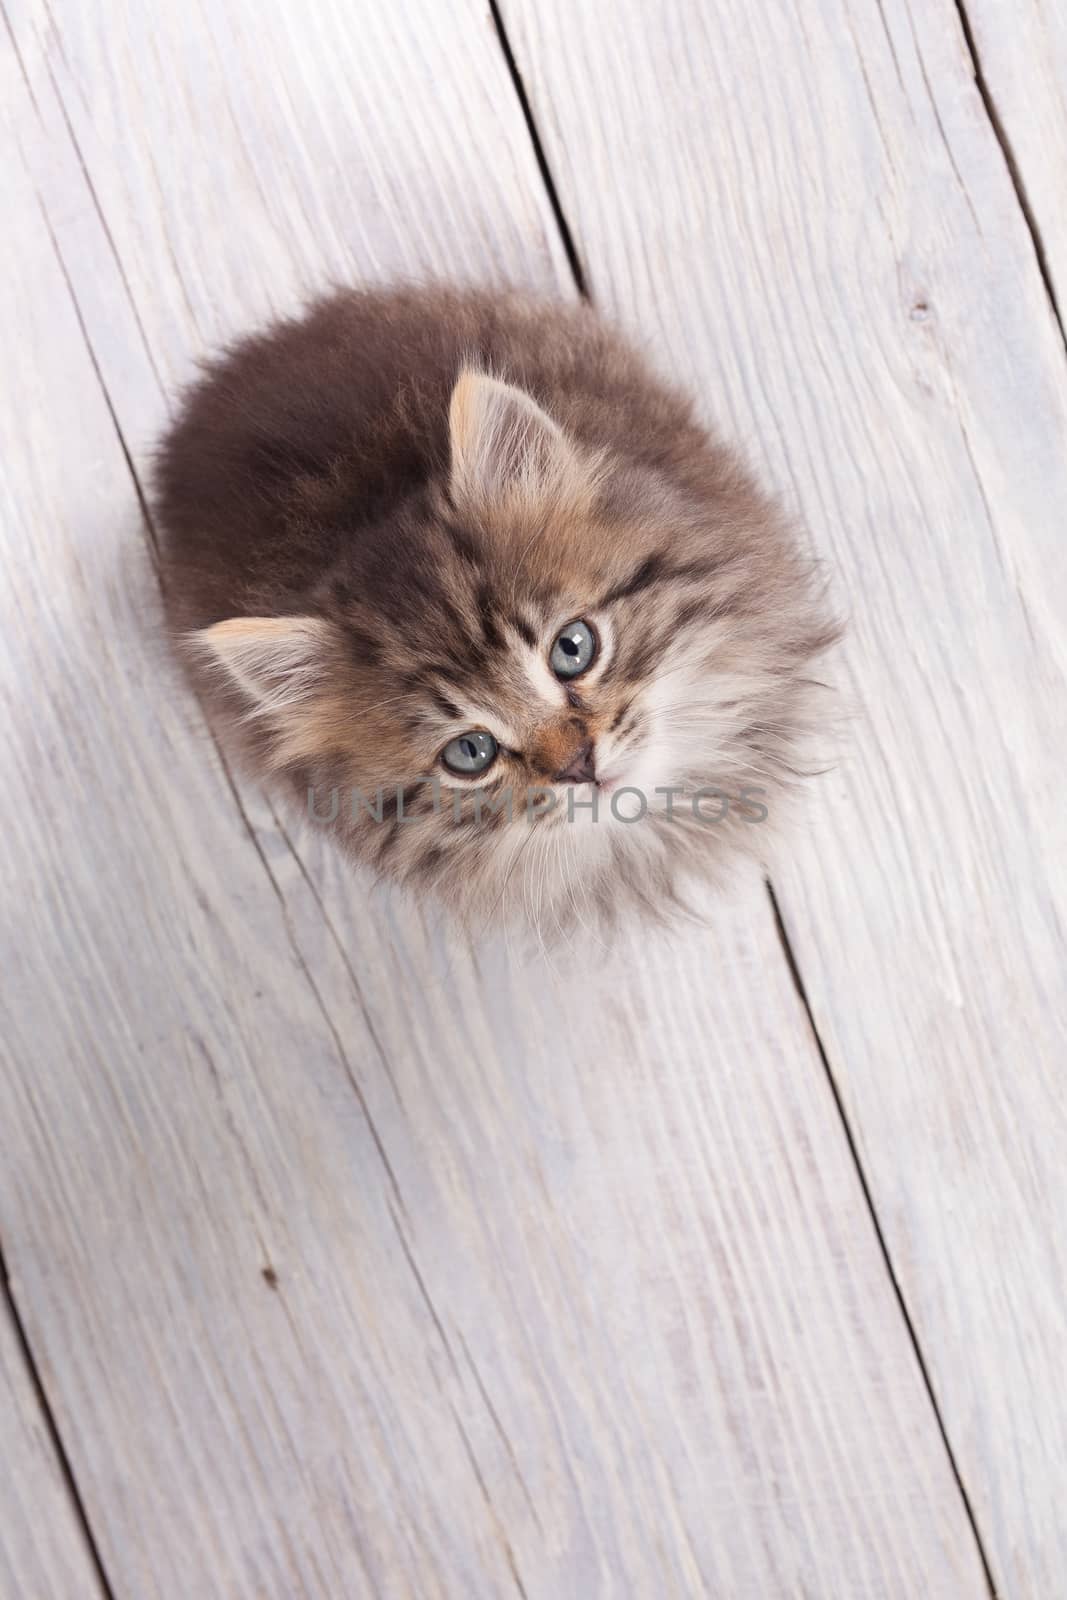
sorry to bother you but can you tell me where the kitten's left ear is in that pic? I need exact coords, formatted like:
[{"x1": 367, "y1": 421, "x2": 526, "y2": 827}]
[
  {"x1": 190, "y1": 615, "x2": 332, "y2": 718},
  {"x1": 448, "y1": 369, "x2": 583, "y2": 505}
]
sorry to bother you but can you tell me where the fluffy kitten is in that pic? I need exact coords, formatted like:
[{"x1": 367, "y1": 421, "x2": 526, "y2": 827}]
[{"x1": 154, "y1": 285, "x2": 837, "y2": 929}]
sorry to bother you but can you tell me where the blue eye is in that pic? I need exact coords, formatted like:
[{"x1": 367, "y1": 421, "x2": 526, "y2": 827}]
[
  {"x1": 442, "y1": 730, "x2": 498, "y2": 775},
  {"x1": 550, "y1": 620, "x2": 597, "y2": 679}
]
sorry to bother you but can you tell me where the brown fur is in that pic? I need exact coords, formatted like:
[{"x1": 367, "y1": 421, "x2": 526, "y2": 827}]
[{"x1": 154, "y1": 284, "x2": 839, "y2": 930}]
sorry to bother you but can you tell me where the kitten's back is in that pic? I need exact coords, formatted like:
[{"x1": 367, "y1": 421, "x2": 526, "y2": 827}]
[{"x1": 154, "y1": 286, "x2": 702, "y2": 628}]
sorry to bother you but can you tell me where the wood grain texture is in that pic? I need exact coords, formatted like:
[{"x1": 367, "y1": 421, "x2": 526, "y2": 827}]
[
  {"x1": 1, "y1": 0, "x2": 993, "y2": 1594},
  {"x1": 962, "y1": 0, "x2": 1067, "y2": 317},
  {"x1": 498, "y1": 0, "x2": 1067, "y2": 1593},
  {"x1": 0, "y1": 1302, "x2": 105, "y2": 1599}
]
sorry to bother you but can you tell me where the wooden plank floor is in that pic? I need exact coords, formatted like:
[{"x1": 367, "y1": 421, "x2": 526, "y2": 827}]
[
  {"x1": 502, "y1": 2, "x2": 1067, "y2": 1594},
  {"x1": 1, "y1": 1, "x2": 1063, "y2": 1595}
]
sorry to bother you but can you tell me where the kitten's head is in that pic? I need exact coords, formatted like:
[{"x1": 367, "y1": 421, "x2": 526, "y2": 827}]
[{"x1": 192, "y1": 369, "x2": 837, "y2": 930}]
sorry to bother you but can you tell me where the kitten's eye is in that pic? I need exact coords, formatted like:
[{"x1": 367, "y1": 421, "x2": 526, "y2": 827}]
[
  {"x1": 441, "y1": 730, "x2": 498, "y2": 775},
  {"x1": 550, "y1": 619, "x2": 597, "y2": 679}
]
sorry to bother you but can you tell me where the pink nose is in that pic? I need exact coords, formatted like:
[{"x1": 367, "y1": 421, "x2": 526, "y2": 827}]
[{"x1": 555, "y1": 739, "x2": 597, "y2": 785}]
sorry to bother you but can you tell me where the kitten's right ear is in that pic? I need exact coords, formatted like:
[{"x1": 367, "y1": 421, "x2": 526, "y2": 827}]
[
  {"x1": 189, "y1": 615, "x2": 331, "y2": 718},
  {"x1": 448, "y1": 369, "x2": 583, "y2": 506}
]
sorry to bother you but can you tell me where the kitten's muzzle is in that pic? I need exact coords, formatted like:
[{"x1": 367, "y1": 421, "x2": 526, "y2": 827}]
[{"x1": 554, "y1": 739, "x2": 597, "y2": 786}]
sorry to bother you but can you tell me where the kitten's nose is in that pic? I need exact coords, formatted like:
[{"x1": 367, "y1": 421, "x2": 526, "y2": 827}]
[{"x1": 555, "y1": 739, "x2": 597, "y2": 785}]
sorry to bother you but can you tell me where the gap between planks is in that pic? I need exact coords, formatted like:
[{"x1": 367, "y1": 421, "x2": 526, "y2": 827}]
[
  {"x1": 0, "y1": 1241, "x2": 116, "y2": 1599},
  {"x1": 952, "y1": 0, "x2": 1066, "y2": 349},
  {"x1": 764, "y1": 887, "x2": 1000, "y2": 1599}
]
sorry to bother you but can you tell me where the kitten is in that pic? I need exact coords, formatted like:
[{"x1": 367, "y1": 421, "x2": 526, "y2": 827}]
[{"x1": 154, "y1": 285, "x2": 837, "y2": 930}]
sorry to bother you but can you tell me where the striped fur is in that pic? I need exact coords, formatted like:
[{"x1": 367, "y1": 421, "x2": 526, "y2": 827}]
[{"x1": 154, "y1": 285, "x2": 839, "y2": 931}]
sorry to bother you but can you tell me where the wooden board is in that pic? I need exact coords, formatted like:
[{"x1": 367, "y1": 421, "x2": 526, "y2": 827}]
[
  {"x1": 0, "y1": 1300, "x2": 105, "y2": 1600},
  {"x1": 962, "y1": 0, "x2": 1067, "y2": 317},
  {"x1": 0, "y1": 0, "x2": 998, "y2": 1593},
  {"x1": 496, "y1": 0, "x2": 1067, "y2": 1593}
]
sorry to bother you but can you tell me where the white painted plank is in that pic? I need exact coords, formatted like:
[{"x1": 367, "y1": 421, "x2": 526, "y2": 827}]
[
  {"x1": 963, "y1": 0, "x2": 1067, "y2": 316},
  {"x1": 0, "y1": 1303, "x2": 104, "y2": 1600},
  {"x1": 0, "y1": 134, "x2": 521, "y2": 1600},
  {"x1": 497, "y1": 0, "x2": 1067, "y2": 1593},
  {"x1": 2, "y1": 0, "x2": 988, "y2": 1594}
]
